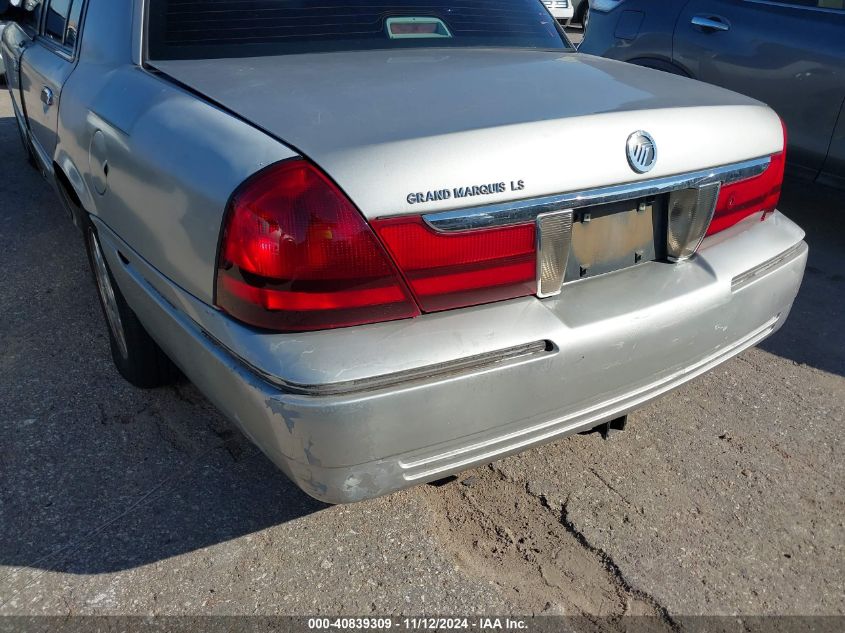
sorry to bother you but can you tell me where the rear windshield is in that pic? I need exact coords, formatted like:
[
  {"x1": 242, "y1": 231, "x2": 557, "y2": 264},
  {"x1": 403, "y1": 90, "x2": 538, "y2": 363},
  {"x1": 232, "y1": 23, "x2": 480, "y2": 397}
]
[{"x1": 147, "y1": 0, "x2": 570, "y2": 60}]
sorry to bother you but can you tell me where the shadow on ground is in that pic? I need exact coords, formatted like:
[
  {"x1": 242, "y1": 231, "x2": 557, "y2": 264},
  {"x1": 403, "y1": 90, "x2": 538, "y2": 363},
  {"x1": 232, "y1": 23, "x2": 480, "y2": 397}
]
[{"x1": 759, "y1": 177, "x2": 845, "y2": 377}]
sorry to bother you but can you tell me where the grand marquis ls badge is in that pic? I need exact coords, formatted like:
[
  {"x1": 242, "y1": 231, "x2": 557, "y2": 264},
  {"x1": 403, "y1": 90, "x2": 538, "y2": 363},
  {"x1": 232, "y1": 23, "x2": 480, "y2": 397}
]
[
  {"x1": 626, "y1": 131, "x2": 657, "y2": 174},
  {"x1": 406, "y1": 179, "x2": 525, "y2": 205}
]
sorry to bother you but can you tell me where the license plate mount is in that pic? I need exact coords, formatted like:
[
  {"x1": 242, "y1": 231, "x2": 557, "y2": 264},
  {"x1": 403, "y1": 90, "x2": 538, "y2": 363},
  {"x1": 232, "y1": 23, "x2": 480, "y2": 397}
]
[{"x1": 565, "y1": 197, "x2": 665, "y2": 282}]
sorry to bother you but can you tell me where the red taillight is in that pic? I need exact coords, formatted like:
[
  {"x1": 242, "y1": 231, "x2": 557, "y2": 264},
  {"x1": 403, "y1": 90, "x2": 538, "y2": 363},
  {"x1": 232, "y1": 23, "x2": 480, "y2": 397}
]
[
  {"x1": 371, "y1": 217, "x2": 537, "y2": 312},
  {"x1": 215, "y1": 160, "x2": 419, "y2": 331},
  {"x1": 706, "y1": 120, "x2": 787, "y2": 236}
]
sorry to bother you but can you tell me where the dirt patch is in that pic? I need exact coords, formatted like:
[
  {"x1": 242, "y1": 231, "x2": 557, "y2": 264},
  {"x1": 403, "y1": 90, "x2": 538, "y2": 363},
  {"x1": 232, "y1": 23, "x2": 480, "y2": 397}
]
[{"x1": 420, "y1": 464, "x2": 677, "y2": 629}]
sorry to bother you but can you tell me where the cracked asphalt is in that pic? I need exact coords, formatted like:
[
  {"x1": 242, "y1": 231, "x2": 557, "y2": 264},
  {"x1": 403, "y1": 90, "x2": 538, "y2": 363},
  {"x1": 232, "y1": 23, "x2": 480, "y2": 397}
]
[{"x1": 0, "y1": 85, "x2": 843, "y2": 624}]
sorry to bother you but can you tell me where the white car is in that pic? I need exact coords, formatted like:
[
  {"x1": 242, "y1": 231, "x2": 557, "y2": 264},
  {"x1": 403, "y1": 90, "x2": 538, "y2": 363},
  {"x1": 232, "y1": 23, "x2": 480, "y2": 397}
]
[{"x1": 543, "y1": 0, "x2": 575, "y2": 23}]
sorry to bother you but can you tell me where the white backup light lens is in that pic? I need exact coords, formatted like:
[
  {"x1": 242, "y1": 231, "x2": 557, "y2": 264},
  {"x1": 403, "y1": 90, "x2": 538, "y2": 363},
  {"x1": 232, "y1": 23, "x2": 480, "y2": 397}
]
[{"x1": 667, "y1": 182, "x2": 721, "y2": 261}]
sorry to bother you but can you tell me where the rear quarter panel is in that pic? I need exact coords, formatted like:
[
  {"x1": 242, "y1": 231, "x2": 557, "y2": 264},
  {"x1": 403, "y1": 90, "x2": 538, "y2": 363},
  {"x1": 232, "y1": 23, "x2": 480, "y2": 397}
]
[
  {"x1": 579, "y1": 0, "x2": 687, "y2": 70},
  {"x1": 673, "y1": 0, "x2": 845, "y2": 178},
  {"x1": 819, "y1": 98, "x2": 845, "y2": 188},
  {"x1": 57, "y1": 0, "x2": 295, "y2": 303}
]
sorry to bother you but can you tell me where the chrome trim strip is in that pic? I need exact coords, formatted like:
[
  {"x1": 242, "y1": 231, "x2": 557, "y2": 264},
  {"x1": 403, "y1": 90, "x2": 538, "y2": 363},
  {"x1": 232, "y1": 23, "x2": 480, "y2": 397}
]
[
  {"x1": 276, "y1": 340, "x2": 552, "y2": 396},
  {"x1": 731, "y1": 242, "x2": 806, "y2": 291},
  {"x1": 423, "y1": 157, "x2": 770, "y2": 232},
  {"x1": 214, "y1": 337, "x2": 553, "y2": 397},
  {"x1": 133, "y1": 0, "x2": 147, "y2": 66}
]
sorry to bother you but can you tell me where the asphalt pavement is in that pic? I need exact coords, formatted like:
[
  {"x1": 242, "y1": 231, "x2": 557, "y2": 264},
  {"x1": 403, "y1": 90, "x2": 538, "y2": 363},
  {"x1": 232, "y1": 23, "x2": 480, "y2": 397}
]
[
  {"x1": 0, "y1": 84, "x2": 842, "y2": 624},
  {"x1": 566, "y1": 26, "x2": 584, "y2": 47}
]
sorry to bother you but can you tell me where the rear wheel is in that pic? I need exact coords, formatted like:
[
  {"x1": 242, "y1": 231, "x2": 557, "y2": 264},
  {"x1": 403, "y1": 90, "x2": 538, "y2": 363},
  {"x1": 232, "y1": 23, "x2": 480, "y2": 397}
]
[{"x1": 85, "y1": 224, "x2": 179, "y2": 388}]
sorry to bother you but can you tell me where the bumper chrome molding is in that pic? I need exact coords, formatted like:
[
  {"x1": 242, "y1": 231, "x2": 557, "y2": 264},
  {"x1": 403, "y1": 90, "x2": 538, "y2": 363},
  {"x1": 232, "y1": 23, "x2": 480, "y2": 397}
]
[
  {"x1": 240, "y1": 338, "x2": 553, "y2": 397},
  {"x1": 422, "y1": 156, "x2": 770, "y2": 232},
  {"x1": 732, "y1": 242, "x2": 806, "y2": 291}
]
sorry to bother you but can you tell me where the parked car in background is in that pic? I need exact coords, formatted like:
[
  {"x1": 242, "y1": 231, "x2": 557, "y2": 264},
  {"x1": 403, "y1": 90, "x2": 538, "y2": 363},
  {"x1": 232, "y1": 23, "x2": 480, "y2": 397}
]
[
  {"x1": 542, "y1": 0, "x2": 574, "y2": 23},
  {"x1": 0, "y1": 4, "x2": 7, "y2": 82},
  {"x1": 580, "y1": 0, "x2": 845, "y2": 188},
  {"x1": 2, "y1": 0, "x2": 807, "y2": 503},
  {"x1": 0, "y1": 0, "x2": 5, "y2": 75},
  {"x1": 0, "y1": 22, "x2": 6, "y2": 80},
  {"x1": 571, "y1": 0, "x2": 589, "y2": 25}
]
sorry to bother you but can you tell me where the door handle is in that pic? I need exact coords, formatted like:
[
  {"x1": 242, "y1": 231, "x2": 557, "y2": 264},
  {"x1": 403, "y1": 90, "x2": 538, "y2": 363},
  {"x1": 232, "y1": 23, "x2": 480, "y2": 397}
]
[
  {"x1": 691, "y1": 15, "x2": 730, "y2": 32},
  {"x1": 40, "y1": 87, "x2": 55, "y2": 107}
]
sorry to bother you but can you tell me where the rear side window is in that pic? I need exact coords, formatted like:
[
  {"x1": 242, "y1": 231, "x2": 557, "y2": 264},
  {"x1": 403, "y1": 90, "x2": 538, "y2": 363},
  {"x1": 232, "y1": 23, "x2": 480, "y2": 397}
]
[
  {"x1": 64, "y1": 0, "x2": 84, "y2": 48},
  {"x1": 147, "y1": 0, "x2": 569, "y2": 60},
  {"x1": 44, "y1": 0, "x2": 71, "y2": 42},
  {"x1": 39, "y1": 0, "x2": 83, "y2": 50}
]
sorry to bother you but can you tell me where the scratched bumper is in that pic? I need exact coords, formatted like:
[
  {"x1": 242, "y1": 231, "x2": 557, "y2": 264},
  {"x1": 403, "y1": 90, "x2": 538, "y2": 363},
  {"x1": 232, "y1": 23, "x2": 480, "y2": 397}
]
[{"x1": 96, "y1": 212, "x2": 806, "y2": 504}]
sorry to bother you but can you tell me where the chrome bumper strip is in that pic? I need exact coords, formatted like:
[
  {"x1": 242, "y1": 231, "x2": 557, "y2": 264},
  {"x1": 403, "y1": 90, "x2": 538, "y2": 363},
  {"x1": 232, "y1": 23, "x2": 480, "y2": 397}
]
[
  {"x1": 219, "y1": 337, "x2": 553, "y2": 397},
  {"x1": 732, "y1": 242, "x2": 806, "y2": 291},
  {"x1": 423, "y1": 157, "x2": 770, "y2": 232}
]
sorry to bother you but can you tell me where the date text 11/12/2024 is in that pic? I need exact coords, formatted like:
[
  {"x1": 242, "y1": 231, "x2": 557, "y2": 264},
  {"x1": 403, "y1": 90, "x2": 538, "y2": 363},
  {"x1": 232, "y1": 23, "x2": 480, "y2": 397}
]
[{"x1": 308, "y1": 617, "x2": 529, "y2": 630}]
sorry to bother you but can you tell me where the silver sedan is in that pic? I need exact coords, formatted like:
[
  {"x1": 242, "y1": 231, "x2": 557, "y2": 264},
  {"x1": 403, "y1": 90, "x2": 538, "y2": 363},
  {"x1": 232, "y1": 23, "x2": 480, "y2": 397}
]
[{"x1": 1, "y1": 0, "x2": 806, "y2": 503}]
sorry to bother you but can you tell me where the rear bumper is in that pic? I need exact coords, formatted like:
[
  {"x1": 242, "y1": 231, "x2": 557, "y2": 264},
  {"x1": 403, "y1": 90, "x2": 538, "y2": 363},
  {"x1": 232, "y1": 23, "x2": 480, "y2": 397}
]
[
  {"x1": 96, "y1": 211, "x2": 806, "y2": 504},
  {"x1": 549, "y1": 9, "x2": 575, "y2": 21}
]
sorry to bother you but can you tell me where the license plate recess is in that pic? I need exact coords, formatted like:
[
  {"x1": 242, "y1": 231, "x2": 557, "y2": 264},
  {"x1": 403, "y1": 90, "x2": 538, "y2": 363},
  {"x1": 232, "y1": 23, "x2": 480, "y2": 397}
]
[{"x1": 565, "y1": 197, "x2": 666, "y2": 282}]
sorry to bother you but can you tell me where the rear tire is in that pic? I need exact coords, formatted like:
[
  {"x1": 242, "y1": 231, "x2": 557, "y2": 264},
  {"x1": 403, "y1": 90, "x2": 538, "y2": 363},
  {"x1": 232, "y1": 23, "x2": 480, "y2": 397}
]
[{"x1": 85, "y1": 224, "x2": 179, "y2": 388}]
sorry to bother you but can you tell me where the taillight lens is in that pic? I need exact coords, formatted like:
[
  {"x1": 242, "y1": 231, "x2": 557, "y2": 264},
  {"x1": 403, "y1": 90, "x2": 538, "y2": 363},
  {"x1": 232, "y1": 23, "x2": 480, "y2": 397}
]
[
  {"x1": 371, "y1": 217, "x2": 537, "y2": 313},
  {"x1": 215, "y1": 159, "x2": 419, "y2": 331},
  {"x1": 706, "y1": 151, "x2": 786, "y2": 236},
  {"x1": 706, "y1": 120, "x2": 787, "y2": 237}
]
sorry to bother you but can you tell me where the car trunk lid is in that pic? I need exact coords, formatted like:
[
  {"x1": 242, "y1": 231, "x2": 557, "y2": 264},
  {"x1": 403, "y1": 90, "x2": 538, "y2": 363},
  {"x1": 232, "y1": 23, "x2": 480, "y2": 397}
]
[{"x1": 150, "y1": 48, "x2": 783, "y2": 219}]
